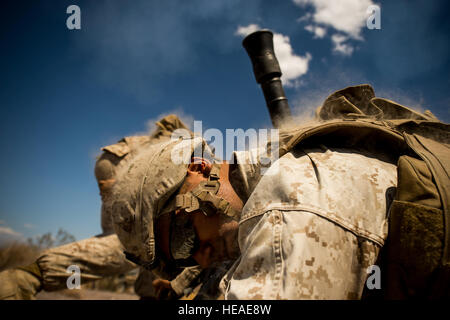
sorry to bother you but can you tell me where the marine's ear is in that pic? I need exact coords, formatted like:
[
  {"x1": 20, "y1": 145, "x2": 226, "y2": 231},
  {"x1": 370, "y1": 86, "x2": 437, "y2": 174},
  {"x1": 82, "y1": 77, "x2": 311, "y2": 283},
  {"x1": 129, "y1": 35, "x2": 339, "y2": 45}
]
[
  {"x1": 188, "y1": 157, "x2": 212, "y2": 177},
  {"x1": 176, "y1": 158, "x2": 212, "y2": 196}
]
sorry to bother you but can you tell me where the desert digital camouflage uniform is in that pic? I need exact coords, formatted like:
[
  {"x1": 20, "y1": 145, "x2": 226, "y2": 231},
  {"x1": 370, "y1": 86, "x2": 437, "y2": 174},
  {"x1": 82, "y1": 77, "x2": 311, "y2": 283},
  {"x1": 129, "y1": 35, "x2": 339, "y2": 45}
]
[
  {"x1": 0, "y1": 115, "x2": 202, "y2": 299},
  {"x1": 37, "y1": 115, "x2": 202, "y2": 298},
  {"x1": 97, "y1": 135, "x2": 153, "y2": 234},
  {"x1": 98, "y1": 115, "x2": 192, "y2": 234},
  {"x1": 36, "y1": 234, "x2": 136, "y2": 291},
  {"x1": 220, "y1": 84, "x2": 444, "y2": 299},
  {"x1": 110, "y1": 136, "x2": 230, "y2": 299},
  {"x1": 35, "y1": 135, "x2": 152, "y2": 295},
  {"x1": 221, "y1": 146, "x2": 397, "y2": 299},
  {"x1": 35, "y1": 233, "x2": 201, "y2": 297},
  {"x1": 106, "y1": 84, "x2": 446, "y2": 300}
]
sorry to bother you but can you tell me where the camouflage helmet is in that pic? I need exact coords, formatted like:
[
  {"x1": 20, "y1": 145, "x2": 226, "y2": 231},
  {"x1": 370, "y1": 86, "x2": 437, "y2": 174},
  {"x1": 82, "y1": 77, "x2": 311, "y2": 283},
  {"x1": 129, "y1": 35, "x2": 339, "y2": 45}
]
[{"x1": 111, "y1": 137, "x2": 208, "y2": 269}]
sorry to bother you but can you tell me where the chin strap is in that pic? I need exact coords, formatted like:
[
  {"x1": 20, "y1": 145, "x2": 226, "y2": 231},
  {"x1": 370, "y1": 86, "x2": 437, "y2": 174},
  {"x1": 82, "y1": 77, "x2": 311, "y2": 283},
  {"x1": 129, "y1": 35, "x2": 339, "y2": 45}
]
[{"x1": 175, "y1": 164, "x2": 240, "y2": 221}]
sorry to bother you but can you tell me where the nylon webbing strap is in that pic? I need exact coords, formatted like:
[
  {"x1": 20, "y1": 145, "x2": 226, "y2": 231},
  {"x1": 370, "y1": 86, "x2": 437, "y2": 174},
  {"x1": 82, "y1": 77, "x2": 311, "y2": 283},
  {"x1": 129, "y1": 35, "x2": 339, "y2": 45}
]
[
  {"x1": 176, "y1": 193, "x2": 200, "y2": 213},
  {"x1": 404, "y1": 133, "x2": 450, "y2": 266},
  {"x1": 209, "y1": 164, "x2": 220, "y2": 180},
  {"x1": 175, "y1": 164, "x2": 240, "y2": 221}
]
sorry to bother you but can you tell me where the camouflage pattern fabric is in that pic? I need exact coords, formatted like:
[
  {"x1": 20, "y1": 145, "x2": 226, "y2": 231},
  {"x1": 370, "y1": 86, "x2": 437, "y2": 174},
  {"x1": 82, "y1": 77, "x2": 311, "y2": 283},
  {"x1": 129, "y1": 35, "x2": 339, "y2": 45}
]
[
  {"x1": 0, "y1": 268, "x2": 42, "y2": 300},
  {"x1": 20, "y1": 115, "x2": 200, "y2": 298},
  {"x1": 36, "y1": 219, "x2": 201, "y2": 297},
  {"x1": 98, "y1": 136, "x2": 151, "y2": 234},
  {"x1": 36, "y1": 234, "x2": 136, "y2": 291},
  {"x1": 220, "y1": 146, "x2": 397, "y2": 299},
  {"x1": 111, "y1": 137, "x2": 211, "y2": 267},
  {"x1": 99, "y1": 114, "x2": 191, "y2": 234}
]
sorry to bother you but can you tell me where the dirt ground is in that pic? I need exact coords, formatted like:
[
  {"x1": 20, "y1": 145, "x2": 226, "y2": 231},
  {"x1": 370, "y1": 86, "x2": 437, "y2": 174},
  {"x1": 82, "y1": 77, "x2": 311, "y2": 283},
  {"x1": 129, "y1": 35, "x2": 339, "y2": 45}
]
[{"x1": 36, "y1": 289, "x2": 139, "y2": 300}]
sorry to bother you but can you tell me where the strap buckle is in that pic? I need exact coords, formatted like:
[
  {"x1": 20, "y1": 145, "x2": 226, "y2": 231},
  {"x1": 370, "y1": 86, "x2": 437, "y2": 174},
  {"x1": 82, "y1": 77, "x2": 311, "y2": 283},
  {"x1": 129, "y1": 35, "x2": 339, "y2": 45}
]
[{"x1": 175, "y1": 194, "x2": 200, "y2": 213}]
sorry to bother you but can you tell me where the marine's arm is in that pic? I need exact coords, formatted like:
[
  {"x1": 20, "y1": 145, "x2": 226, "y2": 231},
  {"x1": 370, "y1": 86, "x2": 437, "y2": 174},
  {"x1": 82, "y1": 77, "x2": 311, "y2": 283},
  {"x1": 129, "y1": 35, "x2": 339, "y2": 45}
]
[
  {"x1": 0, "y1": 234, "x2": 136, "y2": 299},
  {"x1": 222, "y1": 147, "x2": 397, "y2": 299}
]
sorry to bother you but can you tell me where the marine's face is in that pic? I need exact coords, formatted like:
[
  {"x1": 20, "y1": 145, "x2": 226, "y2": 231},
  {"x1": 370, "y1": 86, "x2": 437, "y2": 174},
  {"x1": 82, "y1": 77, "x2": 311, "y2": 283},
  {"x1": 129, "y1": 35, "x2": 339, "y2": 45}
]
[
  {"x1": 156, "y1": 159, "x2": 242, "y2": 268},
  {"x1": 156, "y1": 206, "x2": 239, "y2": 268},
  {"x1": 177, "y1": 161, "x2": 241, "y2": 267},
  {"x1": 190, "y1": 209, "x2": 240, "y2": 268}
]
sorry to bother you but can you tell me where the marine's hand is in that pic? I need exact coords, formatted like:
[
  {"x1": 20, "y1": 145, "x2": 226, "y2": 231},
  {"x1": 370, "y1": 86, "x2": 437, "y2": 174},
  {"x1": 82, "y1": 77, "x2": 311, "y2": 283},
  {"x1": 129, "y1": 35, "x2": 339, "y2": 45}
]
[
  {"x1": 0, "y1": 264, "x2": 42, "y2": 300},
  {"x1": 152, "y1": 278, "x2": 177, "y2": 300}
]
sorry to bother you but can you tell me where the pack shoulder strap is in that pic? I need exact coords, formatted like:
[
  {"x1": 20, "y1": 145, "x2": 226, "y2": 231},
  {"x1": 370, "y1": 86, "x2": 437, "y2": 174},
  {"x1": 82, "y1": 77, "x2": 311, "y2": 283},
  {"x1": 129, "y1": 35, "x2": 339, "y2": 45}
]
[
  {"x1": 276, "y1": 119, "x2": 406, "y2": 159},
  {"x1": 403, "y1": 133, "x2": 450, "y2": 265}
]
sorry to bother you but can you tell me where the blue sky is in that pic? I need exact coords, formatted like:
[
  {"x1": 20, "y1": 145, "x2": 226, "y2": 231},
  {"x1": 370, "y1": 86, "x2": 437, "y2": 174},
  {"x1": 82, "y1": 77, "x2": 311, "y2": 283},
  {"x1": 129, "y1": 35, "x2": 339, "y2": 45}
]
[{"x1": 1, "y1": 0, "x2": 449, "y2": 244}]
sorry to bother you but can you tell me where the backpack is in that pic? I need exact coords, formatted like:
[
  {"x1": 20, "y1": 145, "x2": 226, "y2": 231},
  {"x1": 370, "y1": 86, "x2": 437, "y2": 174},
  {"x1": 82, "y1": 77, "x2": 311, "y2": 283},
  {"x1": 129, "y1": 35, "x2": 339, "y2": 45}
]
[{"x1": 271, "y1": 84, "x2": 450, "y2": 299}]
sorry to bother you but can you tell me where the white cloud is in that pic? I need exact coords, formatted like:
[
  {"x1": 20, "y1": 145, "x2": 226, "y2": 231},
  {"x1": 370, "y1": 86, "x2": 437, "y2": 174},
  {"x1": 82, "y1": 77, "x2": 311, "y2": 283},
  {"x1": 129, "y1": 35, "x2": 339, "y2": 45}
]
[
  {"x1": 235, "y1": 24, "x2": 312, "y2": 87},
  {"x1": 294, "y1": 0, "x2": 373, "y2": 39},
  {"x1": 294, "y1": 0, "x2": 376, "y2": 56},
  {"x1": 274, "y1": 34, "x2": 312, "y2": 87},
  {"x1": 296, "y1": 12, "x2": 312, "y2": 23},
  {"x1": 0, "y1": 225, "x2": 24, "y2": 244},
  {"x1": 0, "y1": 226, "x2": 21, "y2": 236},
  {"x1": 235, "y1": 24, "x2": 260, "y2": 37},
  {"x1": 304, "y1": 24, "x2": 327, "y2": 38},
  {"x1": 331, "y1": 34, "x2": 354, "y2": 56},
  {"x1": 24, "y1": 223, "x2": 36, "y2": 229}
]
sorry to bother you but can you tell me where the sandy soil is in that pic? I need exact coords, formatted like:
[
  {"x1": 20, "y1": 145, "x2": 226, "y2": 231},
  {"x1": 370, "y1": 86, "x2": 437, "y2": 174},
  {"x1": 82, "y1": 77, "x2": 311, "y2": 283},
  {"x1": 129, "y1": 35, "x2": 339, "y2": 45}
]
[{"x1": 36, "y1": 289, "x2": 139, "y2": 300}]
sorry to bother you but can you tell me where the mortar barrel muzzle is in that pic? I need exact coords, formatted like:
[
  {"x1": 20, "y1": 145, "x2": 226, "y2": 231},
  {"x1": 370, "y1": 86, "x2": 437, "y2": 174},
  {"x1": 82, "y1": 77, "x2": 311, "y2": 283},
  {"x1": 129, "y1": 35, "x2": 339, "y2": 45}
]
[{"x1": 243, "y1": 30, "x2": 292, "y2": 128}]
